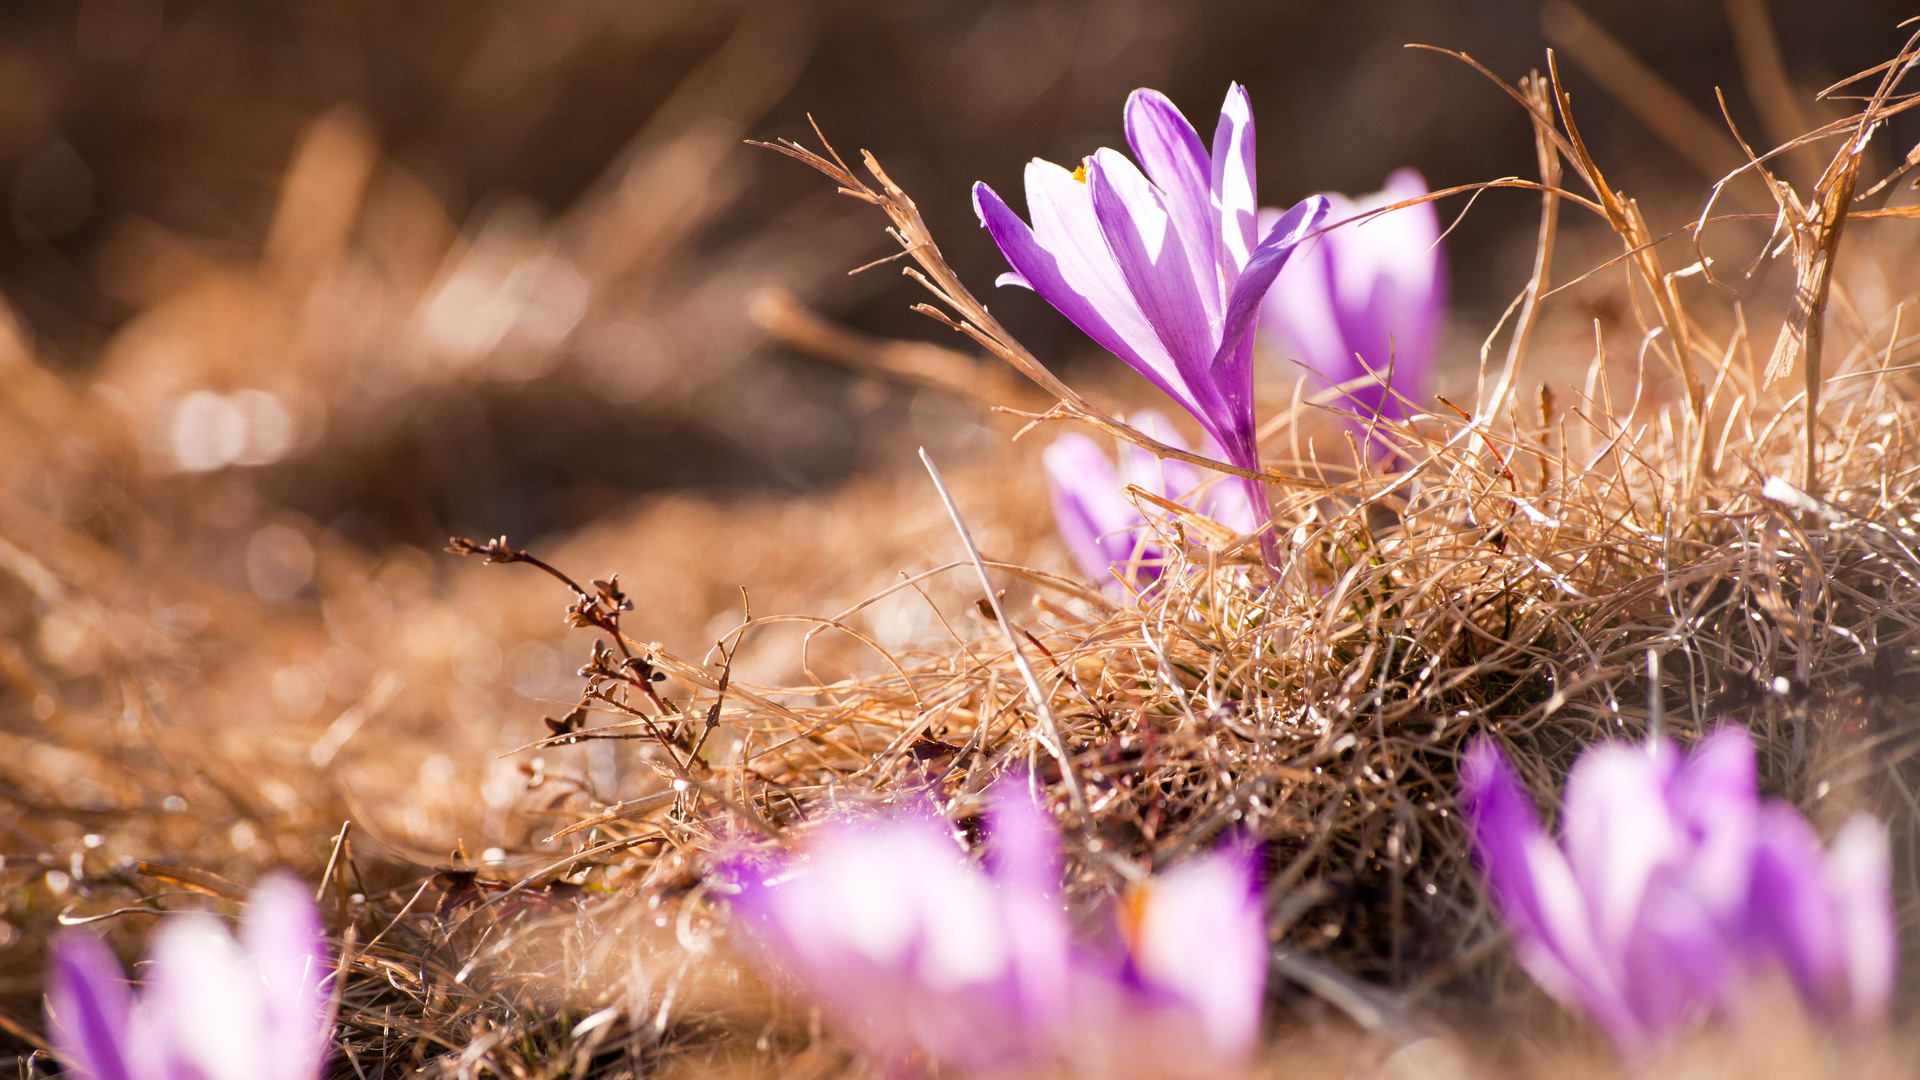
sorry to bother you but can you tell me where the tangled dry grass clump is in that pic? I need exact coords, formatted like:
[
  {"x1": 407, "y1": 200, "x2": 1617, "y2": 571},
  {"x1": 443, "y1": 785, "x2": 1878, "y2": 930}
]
[{"x1": 7, "y1": 16, "x2": 1920, "y2": 1080}]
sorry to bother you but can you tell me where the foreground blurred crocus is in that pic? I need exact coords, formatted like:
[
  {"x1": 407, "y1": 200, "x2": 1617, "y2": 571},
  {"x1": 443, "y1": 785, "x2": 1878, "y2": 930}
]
[
  {"x1": 1461, "y1": 729, "x2": 1895, "y2": 1054},
  {"x1": 974, "y1": 85, "x2": 1329, "y2": 564},
  {"x1": 1258, "y1": 169, "x2": 1442, "y2": 439},
  {"x1": 1045, "y1": 410, "x2": 1259, "y2": 590},
  {"x1": 722, "y1": 784, "x2": 1266, "y2": 1077},
  {"x1": 46, "y1": 873, "x2": 333, "y2": 1080}
]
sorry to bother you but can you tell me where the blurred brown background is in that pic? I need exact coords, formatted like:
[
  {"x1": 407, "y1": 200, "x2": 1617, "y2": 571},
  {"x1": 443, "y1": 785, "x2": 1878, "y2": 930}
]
[{"x1": 0, "y1": 0, "x2": 1912, "y2": 549}]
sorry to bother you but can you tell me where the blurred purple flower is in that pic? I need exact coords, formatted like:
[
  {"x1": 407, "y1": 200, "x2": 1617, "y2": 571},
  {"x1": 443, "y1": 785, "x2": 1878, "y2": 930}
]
[
  {"x1": 1044, "y1": 410, "x2": 1259, "y2": 590},
  {"x1": 723, "y1": 789, "x2": 1068, "y2": 1076},
  {"x1": 1071, "y1": 841, "x2": 1268, "y2": 1079},
  {"x1": 1461, "y1": 729, "x2": 1896, "y2": 1054},
  {"x1": 1747, "y1": 805, "x2": 1897, "y2": 1025},
  {"x1": 973, "y1": 85, "x2": 1330, "y2": 562},
  {"x1": 1258, "y1": 169, "x2": 1443, "y2": 436},
  {"x1": 46, "y1": 872, "x2": 334, "y2": 1080},
  {"x1": 722, "y1": 783, "x2": 1267, "y2": 1077}
]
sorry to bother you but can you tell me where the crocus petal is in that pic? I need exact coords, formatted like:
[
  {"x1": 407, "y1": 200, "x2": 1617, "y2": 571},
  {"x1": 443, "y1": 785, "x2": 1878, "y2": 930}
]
[
  {"x1": 1327, "y1": 169, "x2": 1443, "y2": 407},
  {"x1": 1459, "y1": 738, "x2": 1638, "y2": 1045},
  {"x1": 1124, "y1": 89, "x2": 1220, "y2": 320},
  {"x1": 45, "y1": 932, "x2": 135, "y2": 1080},
  {"x1": 1214, "y1": 195, "x2": 1331, "y2": 381},
  {"x1": 1118, "y1": 410, "x2": 1199, "y2": 503},
  {"x1": 1128, "y1": 842, "x2": 1267, "y2": 1059},
  {"x1": 974, "y1": 173, "x2": 1197, "y2": 416},
  {"x1": 1043, "y1": 432, "x2": 1150, "y2": 585},
  {"x1": 150, "y1": 914, "x2": 269, "y2": 1080},
  {"x1": 1086, "y1": 148, "x2": 1217, "y2": 380},
  {"x1": 1258, "y1": 202, "x2": 1345, "y2": 386},
  {"x1": 1259, "y1": 170, "x2": 1444, "y2": 428},
  {"x1": 986, "y1": 781, "x2": 1072, "y2": 1039},
  {"x1": 1825, "y1": 813, "x2": 1896, "y2": 1023},
  {"x1": 1748, "y1": 802, "x2": 1843, "y2": 1013},
  {"x1": 726, "y1": 811, "x2": 1049, "y2": 1075},
  {"x1": 1208, "y1": 84, "x2": 1259, "y2": 278},
  {"x1": 242, "y1": 873, "x2": 332, "y2": 1080},
  {"x1": 1558, "y1": 741, "x2": 1680, "y2": 954},
  {"x1": 1664, "y1": 728, "x2": 1758, "y2": 922}
]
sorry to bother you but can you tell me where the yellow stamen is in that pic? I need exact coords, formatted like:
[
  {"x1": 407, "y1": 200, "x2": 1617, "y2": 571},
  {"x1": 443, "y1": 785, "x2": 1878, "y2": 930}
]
[{"x1": 1072, "y1": 158, "x2": 1090, "y2": 184}]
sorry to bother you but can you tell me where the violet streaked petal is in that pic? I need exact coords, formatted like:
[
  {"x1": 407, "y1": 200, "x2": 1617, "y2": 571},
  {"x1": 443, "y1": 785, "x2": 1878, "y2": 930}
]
[
  {"x1": 1618, "y1": 875, "x2": 1730, "y2": 1045},
  {"x1": 1825, "y1": 813, "x2": 1896, "y2": 1023},
  {"x1": 150, "y1": 914, "x2": 268, "y2": 1080},
  {"x1": 986, "y1": 780, "x2": 1071, "y2": 1037},
  {"x1": 1128, "y1": 842, "x2": 1266, "y2": 1060},
  {"x1": 1213, "y1": 195, "x2": 1330, "y2": 381},
  {"x1": 1086, "y1": 148, "x2": 1217, "y2": 378},
  {"x1": 726, "y1": 812, "x2": 1049, "y2": 1075},
  {"x1": 1328, "y1": 169, "x2": 1444, "y2": 389},
  {"x1": 241, "y1": 873, "x2": 332, "y2": 1080},
  {"x1": 1558, "y1": 741, "x2": 1680, "y2": 953},
  {"x1": 45, "y1": 932, "x2": 135, "y2": 1080},
  {"x1": 1117, "y1": 410, "x2": 1199, "y2": 503},
  {"x1": 974, "y1": 174, "x2": 1197, "y2": 416},
  {"x1": 1748, "y1": 801, "x2": 1841, "y2": 1014},
  {"x1": 1665, "y1": 728, "x2": 1758, "y2": 922},
  {"x1": 1044, "y1": 433, "x2": 1148, "y2": 585},
  {"x1": 1460, "y1": 739, "x2": 1634, "y2": 1042},
  {"x1": 1258, "y1": 202, "x2": 1350, "y2": 384},
  {"x1": 1124, "y1": 89, "x2": 1220, "y2": 319},
  {"x1": 1208, "y1": 84, "x2": 1259, "y2": 278}
]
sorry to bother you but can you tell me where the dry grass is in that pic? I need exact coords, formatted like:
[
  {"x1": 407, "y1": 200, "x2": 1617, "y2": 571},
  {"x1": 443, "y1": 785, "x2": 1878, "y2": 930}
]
[{"x1": 6, "y1": 17, "x2": 1920, "y2": 1080}]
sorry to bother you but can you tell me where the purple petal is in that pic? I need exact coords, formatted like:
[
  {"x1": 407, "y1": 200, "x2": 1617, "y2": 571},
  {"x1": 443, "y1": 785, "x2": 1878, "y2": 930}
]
[
  {"x1": 1460, "y1": 739, "x2": 1636, "y2": 1045},
  {"x1": 1126, "y1": 841, "x2": 1266, "y2": 1060},
  {"x1": 1664, "y1": 728, "x2": 1758, "y2": 922},
  {"x1": 1258, "y1": 170, "x2": 1446, "y2": 427},
  {"x1": 1043, "y1": 433, "x2": 1150, "y2": 585},
  {"x1": 1086, "y1": 148, "x2": 1217, "y2": 380},
  {"x1": 1748, "y1": 802, "x2": 1842, "y2": 1015},
  {"x1": 45, "y1": 932, "x2": 135, "y2": 1080},
  {"x1": 1208, "y1": 84, "x2": 1259, "y2": 279},
  {"x1": 1325, "y1": 170, "x2": 1444, "y2": 417},
  {"x1": 985, "y1": 779, "x2": 1072, "y2": 1037},
  {"x1": 1825, "y1": 813, "x2": 1896, "y2": 1023},
  {"x1": 1259, "y1": 199, "x2": 1353, "y2": 385},
  {"x1": 242, "y1": 873, "x2": 333, "y2": 1080},
  {"x1": 1213, "y1": 195, "x2": 1330, "y2": 381},
  {"x1": 1558, "y1": 740, "x2": 1680, "y2": 953},
  {"x1": 150, "y1": 914, "x2": 269, "y2": 1080},
  {"x1": 973, "y1": 173, "x2": 1198, "y2": 417},
  {"x1": 1617, "y1": 874, "x2": 1731, "y2": 1046},
  {"x1": 1117, "y1": 410, "x2": 1199, "y2": 503},
  {"x1": 725, "y1": 812, "x2": 1050, "y2": 1074},
  {"x1": 1124, "y1": 89, "x2": 1221, "y2": 320}
]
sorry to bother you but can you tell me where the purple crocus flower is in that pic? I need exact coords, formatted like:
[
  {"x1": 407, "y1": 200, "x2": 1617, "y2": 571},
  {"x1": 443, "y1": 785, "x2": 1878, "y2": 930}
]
[
  {"x1": 974, "y1": 86, "x2": 1330, "y2": 563},
  {"x1": 1258, "y1": 169, "x2": 1443, "y2": 433},
  {"x1": 1045, "y1": 410, "x2": 1259, "y2": 590},
  {"x1": 1461, "y1": 729, "x2": 1896, "y2": 1054},
  {"x1": 723, "y1": 783, "x2": 1268, "y2": 1077},
  {"x1": 724, "y1": 789, "x2": 1068, "y2": 1076},
  {"x1": 45, "y1": 872, "x2": 334, "y2": 1080}
]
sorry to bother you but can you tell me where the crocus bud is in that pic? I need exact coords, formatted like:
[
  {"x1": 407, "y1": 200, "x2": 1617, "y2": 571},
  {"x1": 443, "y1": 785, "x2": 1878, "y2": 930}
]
[{"x1": 46, "y1": 872, "x2": 333, "y2": 1080}]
